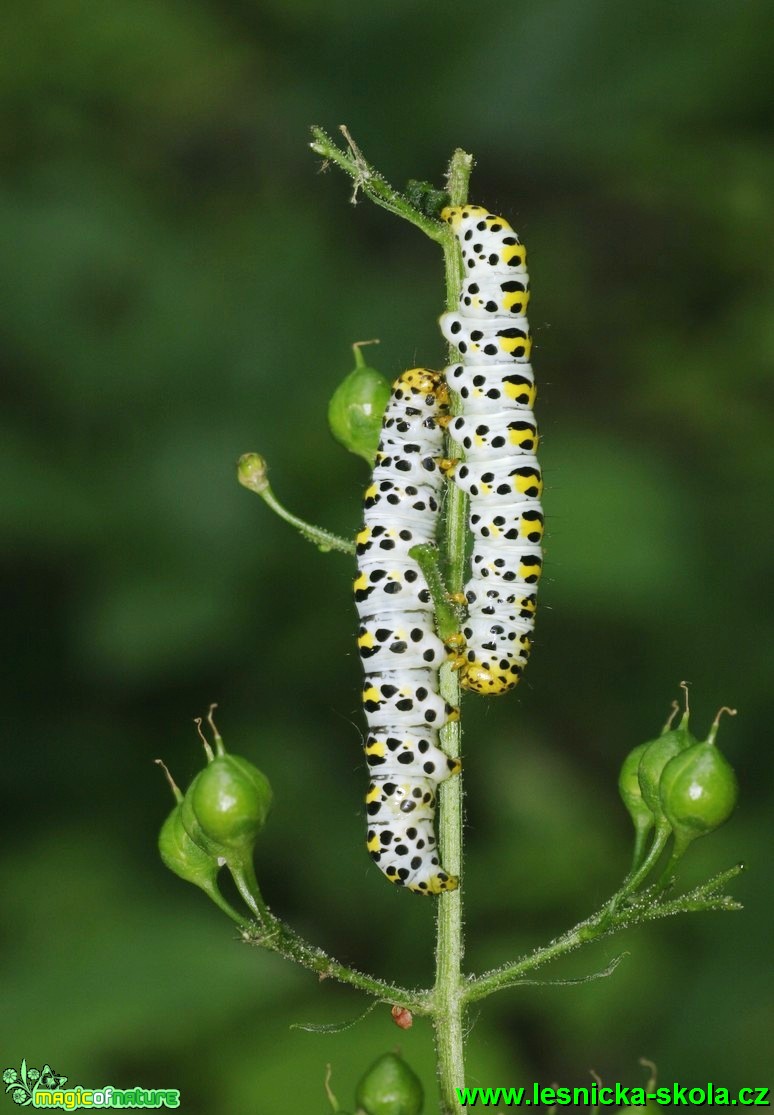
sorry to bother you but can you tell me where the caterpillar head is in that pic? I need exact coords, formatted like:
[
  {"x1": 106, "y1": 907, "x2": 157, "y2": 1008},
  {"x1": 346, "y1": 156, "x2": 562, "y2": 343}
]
[
  {"x1": 460, "y1": 657, "x2": 523, "y2": 697},
  {"x1": 394, "y1": 367, "x2": 449, "y2": 410},
  {"x1": 440, "y1": 204, "x2": 495, "y2": 232}
]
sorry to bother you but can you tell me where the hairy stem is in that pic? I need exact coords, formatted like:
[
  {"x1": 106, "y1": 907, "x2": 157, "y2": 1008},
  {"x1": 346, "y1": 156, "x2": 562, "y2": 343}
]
[
  {"x1": 433, "y1": 146, "x2": 473, "y2": 1115},
  {"x1": 464, "y1": 862, "x2": 744, "y2": 1003},
  {"x1": 609, "y1": 824, "x2": 671, "y2": 912},
  {"x1": 310, "y1": 126, "x2": 445, "y2": 244},
  {"x1": 309, "y1": 130, "x2": 474, "y2": 1108},
  {"x1": 238, "y1": 452, "x2": 355, "y2": 554},
  {"x1": 243, "y1": 911, "x2": 430, "y2": 1012},
  {"x1": 408, "y1": 543, "x2": 463, "y2": 641}
]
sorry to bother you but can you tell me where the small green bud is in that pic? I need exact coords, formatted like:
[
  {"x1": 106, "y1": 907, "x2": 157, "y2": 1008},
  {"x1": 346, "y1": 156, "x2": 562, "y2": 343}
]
[
  {"x1": 355, "y1": 1053, "x2": 424, "y2": 1115},
  {"x1": 238, "y1": 452, "x2": 269, "y2": 495},
  {"x1": 637, "y1": 687, "x2": 697, "y2": 825},
  {"x1": 328, "y1": 341, "x2": 391, "y2": 463},
  {"x1": 660, "y1": 707, "x2": 738, "y2": 860},
  {"x1": 404, "y1": 179, "x2": 451, "y2": 219}
]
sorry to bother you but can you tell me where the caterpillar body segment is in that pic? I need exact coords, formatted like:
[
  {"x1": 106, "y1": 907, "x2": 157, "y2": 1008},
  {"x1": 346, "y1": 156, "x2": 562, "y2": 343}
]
[
  {"x1": 450, "y1": 457, "x2": 543, "y2": 503},
  {"x1": 354, "y1": 558, "x2": 433, "y2": 612},
  {"x1": 357, "y1": 617, "x2": 447, "y2": 670},
  {"x1": 441, "y1": 204, "x2": 543, "y2": 696},
  {"x1": 470, "y1": 542, "x2": 543, "y2": 585},
  {"x1": 459, "y1": 274, "x2": 530, "y2": 319},
  {"x1": 361, "y1": 670, "x2": 454, "y2": 730},
  {"x1": 466, "y1": 500, "x2": 543, "y2": 544},
  {"x1": 439, "y1": 313, "x2": 532, "y2": 364},
  {"x1": 356, "y1": 368, "x2": 459, "y2": 895},
  {"x1": 363, "y1": 479, "x2": 440, "y2": 520},
  {"x1": 441, "y1": 205, "x2": 527, "y2": 276},
  {"x1": 356, "y1": 521, "x2": 437, "y2": 559},
  {"x1": 365, "y1": 780, "x2": 454, "y2": 894},
  {"x1": 448, "y1": 411, "x2": 539, "y2": 458},
  {"x1": 445, "y1": 363, "x2": 536, "y2": 414},
  {"x1": 369, "y1": 440, "x2": 446, "y2": 488},
  {"x1": 465, "y1": 582, "x2": 538, "y2": 620},
  {"x1": 364, "y1": 731, "x2": 461, "y2": 779}
]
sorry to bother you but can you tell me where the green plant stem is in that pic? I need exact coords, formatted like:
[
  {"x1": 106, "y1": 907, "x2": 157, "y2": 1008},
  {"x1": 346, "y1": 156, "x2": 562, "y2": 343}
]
[
  {"x1": 465, "y1": 920, "x2": 620, "y2": 1005},
  {"x1": 433, "y1": 146, "x2": 473, "y2": 1115},
  {"x1": 238, "y1": 452, "x2": 355, "y2": 554},
  {"x1": 243, "y1": 911, "x2": 430, "y2": 1013},
  {"x1": 201, "y1": 882, "x2": 252, "y2": 928},
  {"x1": 229, "y1": 856, "x2": 273, "y2": 926},
  {"x1": 408, "y1": 544, "x2": 463, "y2": 641},
  {"x1": 309, "y1": 131, "x2": 474, "y2": 1110},
  {"x1": 611, "y1": 823, "x2": 671, "y2": 909},
  {"x1": 242, "y1": 858, "x2": 740, "y2": 1016},
  {"x1": 464, "y1": 862, "x2": 743, "y2": 1004},
  {"x1": 630, "y1": 822, "x2": 654, "y2": 874},
  {"x1": 310, "y1": 126, "x2": 445, "y2": 244}
]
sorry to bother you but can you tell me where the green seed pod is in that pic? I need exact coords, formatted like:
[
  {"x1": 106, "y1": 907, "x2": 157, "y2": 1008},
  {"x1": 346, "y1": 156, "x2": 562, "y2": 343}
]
[
  {"x1": 179, "y1": 711, "x2": 274, "y2": 922},
  {"x1": 355, "y1": 1053, "x2": 424, "y2": 1115},
  {"x1": 637, "y1": 690, "x2": 697, "y2": 825},
  {"x1": 156, "y1": 758, "x2": 247, "y2": 924},
  {"x1": 328, "y1": 341, "x2": 391, "y2": 463},
  {"x1": 659, "y1": 708, "x2": 738, "y2": 860},
  {"x1": 159, "y1": 802, "x2": 221, "y2": 890},
  {"x1": 183, "y1": 753, "x2": 273, "y2": 860},
  {"x1": 618, "y1": 740, "x2": 656, "y2": 864}
]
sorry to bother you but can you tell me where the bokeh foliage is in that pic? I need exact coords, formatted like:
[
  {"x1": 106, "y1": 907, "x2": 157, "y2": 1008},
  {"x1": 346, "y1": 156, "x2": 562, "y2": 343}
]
[{"x1": 1, "y1": 1, "x2": 772, "y2": 1110}]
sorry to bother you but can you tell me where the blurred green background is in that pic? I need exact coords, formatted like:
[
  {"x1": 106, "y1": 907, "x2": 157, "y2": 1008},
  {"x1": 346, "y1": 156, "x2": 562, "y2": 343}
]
[{"x1": 2, "y1": 0, "x2": 772, "y2": 1110}]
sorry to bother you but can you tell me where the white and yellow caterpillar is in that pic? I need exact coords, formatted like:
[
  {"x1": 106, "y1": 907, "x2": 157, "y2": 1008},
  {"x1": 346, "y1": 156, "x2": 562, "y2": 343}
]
[
  {"x1": 355, "y1": 369, "x2": 460, "y2": 895},
  {"x1": 353, "y1": 206, "x2": 542, "y2": 894},
  {"x1": 440, "y1": 205, "x2": 544, "y2": 697}
]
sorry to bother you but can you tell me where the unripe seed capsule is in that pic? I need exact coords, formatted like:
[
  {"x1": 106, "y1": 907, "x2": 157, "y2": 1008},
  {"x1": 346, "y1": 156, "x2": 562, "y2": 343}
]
[
  {"x1": 618, "y1": 740, "x2": 656, "y2": 865},
  {"x1": 328, "y1": 341, "x2": 391, "y2": 463},
  {"x1": 177, "y1": 710, "x2": 274, "y2": 922},
  {"x1": 156, "y1": 759, "x2": 220, "y2": 888},
  {"x1": 156, "y1": 758, "x2": 246, "y2": 925},
  {"x1": 619, "y1": 741, "x2": 655, "y2": 832},
  {"x1": 638, "y1": 687, "x2": 697, "y2": 825},
  {"x1": 355, "y1": 1052, "x2": 423, "y2": 1115},
  {"x1": 159, "y1": 803, "x2": 221, "y2": 890},
  {"x1": 659, "y1": 707, "x2": 738, "y2": 860},
  {"x1": 187, "y1": 753, "x2": 273, "y2": 858}
]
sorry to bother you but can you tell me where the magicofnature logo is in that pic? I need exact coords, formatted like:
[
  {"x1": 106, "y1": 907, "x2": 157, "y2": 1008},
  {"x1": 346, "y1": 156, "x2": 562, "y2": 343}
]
[{"x1": 3, "y1": 1063, "x2": 67, "y2": 1107}]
